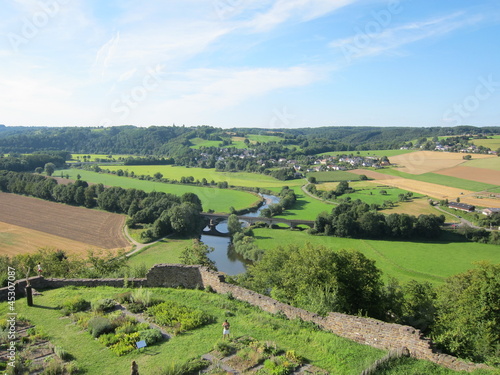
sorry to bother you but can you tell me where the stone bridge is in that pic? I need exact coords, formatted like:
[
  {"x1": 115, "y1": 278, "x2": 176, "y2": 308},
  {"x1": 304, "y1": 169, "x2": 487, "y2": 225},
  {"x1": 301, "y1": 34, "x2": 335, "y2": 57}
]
[{"x1": 201, "y1": 213, "x2": 315, "y2": 236}]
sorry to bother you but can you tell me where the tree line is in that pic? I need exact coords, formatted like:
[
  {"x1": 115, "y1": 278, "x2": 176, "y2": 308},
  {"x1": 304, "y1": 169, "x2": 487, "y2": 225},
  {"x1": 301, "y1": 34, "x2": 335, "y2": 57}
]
[
  {"x1": 313, "y1": 200, "x2": 445, "y2": 239},
  {"x1": 0, "y1": 171, "x2": 204, "y2": 240},
  {"x1": 238, "y1": 243, "x2": 500, "y2": 365}
]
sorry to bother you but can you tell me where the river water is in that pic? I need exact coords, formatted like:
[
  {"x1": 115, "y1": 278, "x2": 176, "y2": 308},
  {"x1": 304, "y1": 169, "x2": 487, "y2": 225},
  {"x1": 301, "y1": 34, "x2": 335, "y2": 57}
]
[{"x1": 200, "y1": 193, "x2": 280, "y2": 275}]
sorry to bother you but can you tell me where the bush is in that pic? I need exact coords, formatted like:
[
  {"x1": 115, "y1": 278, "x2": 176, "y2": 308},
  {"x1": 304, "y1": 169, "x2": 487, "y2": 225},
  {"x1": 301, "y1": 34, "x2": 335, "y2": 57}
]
[
  {"x1": 214, "y1": 340, "x2": 236, "y2": 357},
  {"x1": 115, "y1": 292, "x2": 132, "y2": 304},
  {"x1": 87, "y1": 316, "x2": 114, "y2": 338},
  {"x1": 139, "y1": 329, "x2": 163, "y2": 345},
  {"x1": 91, "y1": 298, "x2": 115, "y2": 313},
  {"x1": 61, "y1": 297, "x2": 90, "y2": 315},
  {"x1": 98, "y1": 333, "x2": 120, "y2": 347},
  {"x1": 54, "y1": 346, "x2": 72, "y2": 361},
  {"x1": 109, "y1": 332, "x2": 140, "y2": 356},
  {"x1": 146, "y1": 301, "x2": 214, "y2": 332}
]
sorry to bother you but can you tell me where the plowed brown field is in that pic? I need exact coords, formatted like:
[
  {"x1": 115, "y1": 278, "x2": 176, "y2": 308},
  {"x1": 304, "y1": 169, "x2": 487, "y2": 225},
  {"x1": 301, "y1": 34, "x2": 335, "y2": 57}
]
[
  {"x1": 0, "y1": 222, "x2": 117, "y2": 257},
  {"x1": 0, "y1": 193, "x2": 130, "y2": 255},
  {"x1": 436, "y1": 166, "x2": 500, "y2": 185},
  {"x1": 389, "y1": 151, "x2": 495, "y2": 175}
]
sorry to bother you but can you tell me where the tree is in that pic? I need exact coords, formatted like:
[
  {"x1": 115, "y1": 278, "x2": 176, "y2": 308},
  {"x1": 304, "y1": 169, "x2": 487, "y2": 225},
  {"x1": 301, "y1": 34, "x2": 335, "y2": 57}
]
[
  {"x1": 44, "y1": 163, "x2": 56, "y2": 176},
  {"x1": 154, "y1": 172, "x2": 163, "y2": 180},
  {"x1": 227, "y1": 214, "x2": 242, "y2": 234},
  {"x1": 433, "y1": 263, "x2": 500, "y2": 363},
  {"x1": 180, "y1": 239, "x2": 216, "y2": 270},
  {"x1": 168, "y1": 202, "x2": 202, "y2": 235},
  {"x1": 35, "y1": 167, "x2": 43, "y2": 174},
  {"x1": 359, "y1": 174, "x2": 368, "y2": 180},
  {"x1": 308, "y1": 176, "x2": 317, "y2": 184},
  {"x1": 244, "y1": 244, "x2": 384, "y2": 317}
]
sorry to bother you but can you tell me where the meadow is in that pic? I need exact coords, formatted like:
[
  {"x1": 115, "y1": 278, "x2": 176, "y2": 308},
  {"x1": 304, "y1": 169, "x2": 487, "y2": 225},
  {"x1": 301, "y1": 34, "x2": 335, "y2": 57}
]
[
  {"x1": 377, "y1": 168, "x2": 497, "y2": 192},
  {"x1": 189, "y1": 134, "x2": 285, "y2": 149},
  {"x1": 307, "y1": 170, "x2": 362, "y2": 182},
  {"x1": 1, "y1": 287, "x2": 391, "y2": 375},
  {"x1": 127, "y1": 237, "x2": 193, "y2": 269},
  {"x1": 70, "y1": 154, "x2": 134, "y2": 162},
  {"x1": 470, "y1": 135, "x2": 500, "y2": 150},
  {"x1": 100, "y1": 165, "x2": 303, "y2": 189},
  {"x1": 58, "y1": 169, "x2": 259, "y2": 213},
  {"x1": 464, "y1": 157, "x2": 500, "y2": 171},
  {"x1": 253, "y1": 228, "x2": 500, "y2": 285},
  {"x1": 318, "y1": 149, "x2": 415, "y2": 158}
]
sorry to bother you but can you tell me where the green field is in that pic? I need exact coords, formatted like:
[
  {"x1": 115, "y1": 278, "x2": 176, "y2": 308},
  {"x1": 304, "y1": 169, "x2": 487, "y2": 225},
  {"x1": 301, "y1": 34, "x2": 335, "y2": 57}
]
[
  {"x1": 307, "y1": 170, "x2": 363, "y2": 182},
  {"x1": 253, "y1": 229, "x2": 500, "y2": 285},
  {"x1": 318, "y1": 149, "x2": 415, "y2": 158},
  {"x1": 275, "y1": 186, "x2": 336, "y2": 221},
  {"x1": 464, "y1": 157, "x2": 500, "y2": 171},
  {"x1": 471, "y1": 135, "x2": 500, "y2": 150},
  {"x1": 378, "y1": 169, "x2": 497, "y2": 191},
  {"x1": 101, "y1": 165, "x2": 303, "y2": 189},
  {"x1": 58, "y1": 169, "x2": 259, "y2": 213},
  {"x1": 1, "y1": 287, "x2": 392, "y2": 375},
  {"x1": 127, "y1": 237, "x2": 192, "y2": 269},
  {"x1": 70, "y1": 153, "x2": 134, "y2": 161},
  {"x1": 190, "y1": 134, "x2": 284, "y2": 149}
]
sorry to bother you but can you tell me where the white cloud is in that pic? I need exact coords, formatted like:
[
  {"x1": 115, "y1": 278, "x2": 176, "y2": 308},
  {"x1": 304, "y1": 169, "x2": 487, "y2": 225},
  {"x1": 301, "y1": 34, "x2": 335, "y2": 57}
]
[
  {"x1": 246, "y1": 0, "x2": 358, "y2": 32},
  {"x1": 330, "y1": 12, "x2": 483, "y2": 61}
]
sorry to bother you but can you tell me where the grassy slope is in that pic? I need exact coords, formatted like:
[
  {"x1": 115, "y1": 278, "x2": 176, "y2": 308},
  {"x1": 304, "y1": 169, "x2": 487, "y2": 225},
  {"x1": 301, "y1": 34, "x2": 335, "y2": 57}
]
[
  {"x1": 2, "y1": 287, "x2": 389, "y2": 375},
  {"x1": 318, "y1": 149, "x2": 415, "y2": 158},
  {"x1": 464, "y1": 157, "x2": 500, "y2": 171},
  {"x1": 253, "y1": 228, "x2": 500, "y2": 285},
  {"x1": 58, "y1": 169, "x2": 259, "y2": 213},
  {"x1": 377, "y1": 168, "x2": 497, "y2": 191},
  {"x1": 470, "y1": 135, "x2": 500, "y2": 150},
  {"x1": 306, "y1": 171, "x2": 362, "y2": 182},
  {"x1": 127, "y1": 237, "x2": 192, "y2": 268},
  {"x1": 101, "y1": 165, "x2": 302, "y2": 189}
]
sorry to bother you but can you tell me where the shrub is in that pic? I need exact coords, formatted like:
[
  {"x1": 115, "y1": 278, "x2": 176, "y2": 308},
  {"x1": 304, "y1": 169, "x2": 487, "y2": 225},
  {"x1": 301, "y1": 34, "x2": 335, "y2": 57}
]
[
  {"x1": 61, "y1": 297, "x2": 90, "y2": 315},
  {"x1": 158, "y1": 359, "x2": 209, "y2": 375},
  {"x1": 146, "y1": 301, "x2": 214, "y2": 332},
  {"x1": 115, "y1": 292, "x2": 132, "y2": 304},
  {"x1": 98, "y1": 333, "x2": 120, "y2": 347},
  {"x1": 131, "y1": 287, "x2": 152, "y2": 306},
  {"x1": 213, "y1": 340, "x2": 236, "y2": 357},
  {"x1": 109, "y1": 332, "x2": 140, "y2": 356},
  {"x1": 54, "y1": 346, "x2": 72, "y2": 361},
  {"x1": 139, "y1": 329, "x2": 163, "y2": 346},
  {"x1": 91, "y1": 298, "x2": 115, "y2": 313},
  {"x1": 87, "y1": 316, "x2": 114, "y2": 338}
]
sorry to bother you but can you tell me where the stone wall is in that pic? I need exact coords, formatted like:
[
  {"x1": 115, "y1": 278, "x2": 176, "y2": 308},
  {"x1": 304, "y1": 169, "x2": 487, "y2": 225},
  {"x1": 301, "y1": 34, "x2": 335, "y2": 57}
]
[{"x1": 0, "y1": 264, "x2": 490, "y2": 372}]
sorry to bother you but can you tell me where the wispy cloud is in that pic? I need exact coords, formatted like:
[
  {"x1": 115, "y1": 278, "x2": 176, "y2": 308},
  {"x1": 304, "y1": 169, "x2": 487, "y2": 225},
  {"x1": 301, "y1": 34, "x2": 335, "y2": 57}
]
[
  {"x1": 246, "y1": 0, "x2": 358, "y2": 32},
  {"x1": 330, "y1": 12, "x2": 483, "y2": 61}
]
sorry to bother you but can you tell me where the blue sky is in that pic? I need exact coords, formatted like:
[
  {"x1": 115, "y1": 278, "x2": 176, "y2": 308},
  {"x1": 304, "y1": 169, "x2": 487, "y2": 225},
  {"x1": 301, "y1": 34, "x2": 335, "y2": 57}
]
[{"x1": 1, "y1": 0, "x2": 499, "y2": 128}]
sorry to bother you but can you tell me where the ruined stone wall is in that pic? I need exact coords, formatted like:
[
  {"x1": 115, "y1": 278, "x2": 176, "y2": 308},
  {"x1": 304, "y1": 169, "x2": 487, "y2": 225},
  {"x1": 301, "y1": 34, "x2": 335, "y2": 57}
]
[{"x1": 0, "y1": 264, "x2": 490, "y2": 372}]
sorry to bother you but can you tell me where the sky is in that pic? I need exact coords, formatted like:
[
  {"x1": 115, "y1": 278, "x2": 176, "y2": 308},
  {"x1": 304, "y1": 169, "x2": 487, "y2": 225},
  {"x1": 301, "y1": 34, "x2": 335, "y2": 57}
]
[{"x1": 1, "y1": 0, "x2": 499, "y2": 129}]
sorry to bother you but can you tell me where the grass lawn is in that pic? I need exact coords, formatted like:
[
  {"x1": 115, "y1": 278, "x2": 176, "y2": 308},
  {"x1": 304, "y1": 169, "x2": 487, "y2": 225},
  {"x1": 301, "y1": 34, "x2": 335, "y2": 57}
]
[
  {"x1": 464, "y1": 157, "x2": 500, "y2": 171},
  {"x1": 275, "y1": 186, "x2": 336, "y2": 221},
  {"x1": 58, "y1": 169, "x2": 259, "y2": 213},
  {"x1": 470, "y1": 135, "x2": 500, "y2": 150},
  {"x1": 189, "y1": 138, "x2": 223, "y2": 149},
  {"x1": 100, "y1": 165, "x2": 302, "y2": 189},
  {"x1": 127, "y1": 237, "x2": 193, "y2": 269},
  {"x1": 378, "y1": 169, "x2": 497, "y2": 191},
  {"x1": 70, "y1": 153, "x2": 134, "y2": 161},
  {"x1": 307, "y1": 171, "x2": 363, "y2": 182},
  {"x1": 2, "y1": 287, "x2": 390, "y2": 375},
  {"x1": 253, "y1": 229, "x2": 500, "y2": 285},
  {"x1": 318, "y1": 149, "x2": 415, "y2": 158},
  {"x1": 316, "y1": 181, "x2": 424, "y2": 206}
]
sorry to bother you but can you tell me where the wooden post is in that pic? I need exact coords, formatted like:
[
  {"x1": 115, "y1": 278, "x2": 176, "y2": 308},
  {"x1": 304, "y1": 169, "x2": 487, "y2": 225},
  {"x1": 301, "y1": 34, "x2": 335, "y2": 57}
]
[{"x1": 26, "y1": 285, "x2": 33, "y2": 306}]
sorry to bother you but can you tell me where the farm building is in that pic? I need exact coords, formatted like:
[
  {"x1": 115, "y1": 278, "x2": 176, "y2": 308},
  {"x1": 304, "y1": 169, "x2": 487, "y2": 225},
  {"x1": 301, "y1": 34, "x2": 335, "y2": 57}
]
[
  {"x1": 482, "y1": 207, "x2": 500, "y2": 216},
  {"x1": 448, "y1": 202, "x2": 475, "y2": 212}
]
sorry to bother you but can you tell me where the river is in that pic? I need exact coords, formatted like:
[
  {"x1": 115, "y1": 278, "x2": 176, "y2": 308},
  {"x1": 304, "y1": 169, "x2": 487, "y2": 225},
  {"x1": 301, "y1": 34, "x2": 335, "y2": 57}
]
[{"x1": 200, "y1": 193, "x2": 280, "y2": 275}]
